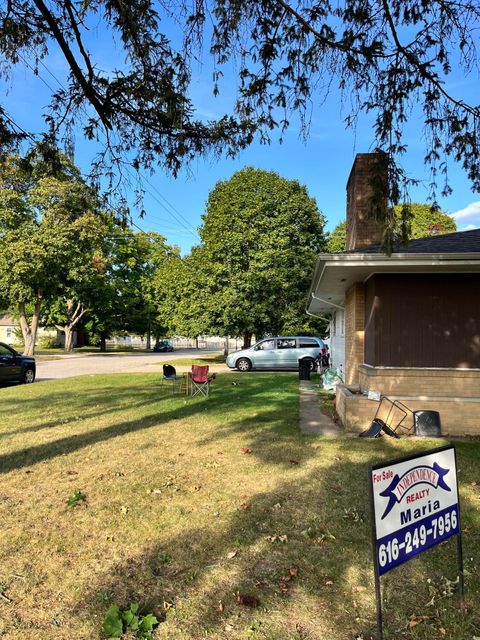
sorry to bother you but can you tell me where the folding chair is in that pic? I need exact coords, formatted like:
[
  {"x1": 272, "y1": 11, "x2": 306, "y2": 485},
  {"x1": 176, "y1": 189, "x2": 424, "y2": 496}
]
[
  {"x1": 189, "y1": 365, "x2": 215, "y2": 397},
  {"x1": 162, "y1": 364, "x2": 186, "y2": 393}
]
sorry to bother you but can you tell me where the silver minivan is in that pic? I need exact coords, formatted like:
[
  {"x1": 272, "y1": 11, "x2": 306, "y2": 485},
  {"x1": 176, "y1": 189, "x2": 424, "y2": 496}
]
[{"x1": 225, "y1": 336, "x2": 327, "y2": 371}]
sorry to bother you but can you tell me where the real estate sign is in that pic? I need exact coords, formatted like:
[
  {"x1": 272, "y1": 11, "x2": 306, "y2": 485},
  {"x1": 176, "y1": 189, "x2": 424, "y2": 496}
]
[{"x1": 370, "y1": 446, "x2": 460, "y2": 575}]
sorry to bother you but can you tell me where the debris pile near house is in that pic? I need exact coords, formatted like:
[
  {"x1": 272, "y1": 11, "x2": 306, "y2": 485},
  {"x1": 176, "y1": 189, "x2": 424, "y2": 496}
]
[
  {"x1": 359, "y1": 397, "x2": 443, "y2": 438},
  {"x1": 359, "y1": 397, "x2": 410, "y2": 438}
]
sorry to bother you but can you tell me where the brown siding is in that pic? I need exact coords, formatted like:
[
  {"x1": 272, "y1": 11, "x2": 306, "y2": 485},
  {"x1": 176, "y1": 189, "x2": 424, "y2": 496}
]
[
  {"x1": 364, "y1": 277, "x2": 376, "y2": 365},
  {"x1": 364, "y1": 274, "x2": 480, "y2": 368}
]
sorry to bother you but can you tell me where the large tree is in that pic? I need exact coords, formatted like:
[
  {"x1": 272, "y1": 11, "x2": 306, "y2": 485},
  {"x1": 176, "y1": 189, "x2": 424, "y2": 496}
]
[
  {"x1": 1, "y1": 1, "x2": 479, "y2": 217},
  {"x1": 326, "y1": 203, "x2": 458, "y2": 252},
  {"x1": 196, "y1": 167, "x2": 327, "y2": 346},
  {"x1": 84, "y1": 229, "x2": 173, "y2": 351},
  {"x1": 0, "y1": 145, "x2": 106, "y2": 354}
]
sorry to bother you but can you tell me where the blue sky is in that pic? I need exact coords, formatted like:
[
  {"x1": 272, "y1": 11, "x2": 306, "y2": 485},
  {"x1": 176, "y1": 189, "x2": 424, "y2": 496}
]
[{"x1": 3, "y1": 14, "x2": 480, "y2": 254}]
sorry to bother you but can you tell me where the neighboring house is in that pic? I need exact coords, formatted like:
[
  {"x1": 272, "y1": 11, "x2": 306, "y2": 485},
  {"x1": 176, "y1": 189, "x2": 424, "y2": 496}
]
[
  {"x1": 307, "y1": 153, "x2": 480, "y2": 436},
  {"x1": 0, "y1": 315, "x2": 17, "y2": 345},
  {"x1": 0, "y1": 314, "x2": 58, "y2": 347}
]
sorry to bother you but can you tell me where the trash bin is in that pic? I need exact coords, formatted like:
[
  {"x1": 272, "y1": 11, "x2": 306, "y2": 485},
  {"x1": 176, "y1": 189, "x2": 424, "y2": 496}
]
[
  {"x1": 298, "y1": 359, "x2": 311, "y2": 381},
  {"x1": 413, "y1": 410, "x2": 442, "y2": 437}
]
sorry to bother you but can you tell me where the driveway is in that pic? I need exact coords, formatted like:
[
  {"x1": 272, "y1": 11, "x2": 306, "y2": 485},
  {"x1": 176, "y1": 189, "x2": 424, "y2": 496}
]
[{"x1": 35, "y1": 350, "x2": 223, "y2": 381}]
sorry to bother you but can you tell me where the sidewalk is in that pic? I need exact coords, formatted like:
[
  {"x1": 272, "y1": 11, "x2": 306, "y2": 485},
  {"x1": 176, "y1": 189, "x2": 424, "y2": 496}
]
[{"x1": 298, "y1": 380, "x2": 342, "y2": 436}]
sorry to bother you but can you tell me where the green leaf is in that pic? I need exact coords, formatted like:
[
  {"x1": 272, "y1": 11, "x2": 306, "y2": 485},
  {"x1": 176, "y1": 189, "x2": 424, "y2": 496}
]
[
  {"x1": 122, "y1": 608, "x2": 138, "y2": 628},
  {"x1": 103, "y1": 604, "x2": 123, "y2": 638},
  {"x1": 65, "y1": 490, "x2": 87, "y2": 507},
  {"x1": 138, "y1": 613, "x2": 159, "y2": 637}
]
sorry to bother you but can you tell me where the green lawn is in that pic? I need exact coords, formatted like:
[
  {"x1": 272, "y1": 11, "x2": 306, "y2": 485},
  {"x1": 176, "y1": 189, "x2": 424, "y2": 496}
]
[{"x1": 0, "y1": 373, "x2": 478, "y2": 640}]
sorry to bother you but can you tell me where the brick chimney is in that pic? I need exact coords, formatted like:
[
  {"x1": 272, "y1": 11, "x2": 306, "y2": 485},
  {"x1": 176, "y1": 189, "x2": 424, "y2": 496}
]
[{"x1": 346, "y1": 153, "x2": 388, "y2": 251}]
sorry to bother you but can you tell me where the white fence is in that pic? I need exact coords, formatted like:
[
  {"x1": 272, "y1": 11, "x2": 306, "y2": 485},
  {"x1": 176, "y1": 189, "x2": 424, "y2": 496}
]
[{"x1": 106, "y1": 335, "x2": 241, "y2": 351}]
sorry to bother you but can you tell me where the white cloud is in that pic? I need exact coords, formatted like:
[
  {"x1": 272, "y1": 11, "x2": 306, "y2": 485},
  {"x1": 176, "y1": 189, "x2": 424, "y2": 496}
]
[{"x1": 450, "y1": 200, "x2": 480, "y2": 226}]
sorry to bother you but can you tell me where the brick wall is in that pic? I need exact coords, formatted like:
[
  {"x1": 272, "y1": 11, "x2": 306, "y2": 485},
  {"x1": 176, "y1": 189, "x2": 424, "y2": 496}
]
[
  {"x1": 346, "y1": 153, "x2": 387, "y2": 251},
  {"x1": 336, "y1": 384, "x2": 480, "y2": 436},
  {"x1": 358, "y1": 365, "x2": 480, "y2": 398},
  {"x1": 344, "y1": 283, "x2": 365, "y2": 385}
]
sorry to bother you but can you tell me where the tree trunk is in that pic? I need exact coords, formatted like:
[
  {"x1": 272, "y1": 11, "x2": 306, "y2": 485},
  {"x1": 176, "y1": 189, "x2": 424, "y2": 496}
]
[
  {"x1": 243, "y1": 332, "x2": 252, "y2": 349},
  {"x1": 64, "y1": 326, "x2": 74, "y2": 353},
  {"x1": 223, "y1": 336, "x2": 229, "y2": 356},
  {"x1": 100, "y1": 332, "x2": 107, "y2": 352},
  {"x1": 18, "y1": 295, "x2": 43, "y2": 356},
  {"x1": 146, "y1": 325, "x2": 151, "y2": 350},
  {"x1": 57, "y1": 299, "x2": 87, "y2": 353}
]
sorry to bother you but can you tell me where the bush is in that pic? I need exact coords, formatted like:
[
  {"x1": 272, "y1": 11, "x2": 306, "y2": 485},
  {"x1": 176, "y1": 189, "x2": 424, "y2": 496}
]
[{"x1": 37, "y1": 334, "x2": 59, "y2": 349}]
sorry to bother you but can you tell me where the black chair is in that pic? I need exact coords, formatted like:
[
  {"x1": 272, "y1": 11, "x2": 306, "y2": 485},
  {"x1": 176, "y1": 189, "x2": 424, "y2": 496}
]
[{"x1": 162, "y1": 364, "x2": 185, "y2": 393}]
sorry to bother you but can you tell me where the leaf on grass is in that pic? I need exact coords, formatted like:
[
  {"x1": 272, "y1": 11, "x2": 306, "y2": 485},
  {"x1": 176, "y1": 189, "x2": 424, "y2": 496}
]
[
  {"x1": 408, "y1": 614, "x2": 430, "y2": 628},
  {"x1": 152, "y1": 489, "x2": 162, "y2": 495},
  {"x1": 241, "y1": 448, "x2": 252, "y2": 454},
  {"x1": 188, "y1": 485, "x2": 201, "y2": 492},
  {"x1": 227, "y1": 551, "x2": 237, "y2": 559},
  {"x1": 265, "y1": 534, "x2": 288, "y2": 543},
  {"x1": 289, "y1": 459, "x2": 299, "y2": 465},
  {"x1": 217, "y1": 600, "x2": 224, "y2": 613},
  {"x1": 120, "y1": 505, "x2": 129, "y2": 515},
  {"x1": 289, "y1": 567, "x2": 298, "y2": 577},
  {"x1": 278, "y1": 579, "x2": 289, "y2": 593}
]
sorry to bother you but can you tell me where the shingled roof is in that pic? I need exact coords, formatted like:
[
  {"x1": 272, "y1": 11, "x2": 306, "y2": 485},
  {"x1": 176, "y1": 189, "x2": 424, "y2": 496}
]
[{"x1": 347, "y1": 228, "x2": 480, "y2": 254}]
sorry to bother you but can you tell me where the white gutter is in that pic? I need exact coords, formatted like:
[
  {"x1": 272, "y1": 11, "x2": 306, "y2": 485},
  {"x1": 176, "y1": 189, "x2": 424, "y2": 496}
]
[{"x1": 310, "y1": 292, "x2": 345, "y2": 311}]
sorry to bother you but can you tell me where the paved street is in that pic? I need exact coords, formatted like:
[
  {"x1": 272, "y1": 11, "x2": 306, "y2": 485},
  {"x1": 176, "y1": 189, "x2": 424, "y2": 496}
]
[{"x1": 35, "y1": 350, "x2": 223, "y2": 381}]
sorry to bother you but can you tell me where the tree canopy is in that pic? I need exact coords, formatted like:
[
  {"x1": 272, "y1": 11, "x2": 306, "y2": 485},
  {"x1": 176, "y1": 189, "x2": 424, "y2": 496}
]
[
  {"x1": 0, "y1": 144, "x2": 108, "y2": 354},
  {"x1": 190, "y1": 167, "x2": 327, "y2": 344},
  {"x1": 326, "y1": 203, "x2": 458, "y2": 252},
  {"x1": 1, "y1": 1, "x2": 479, "y2": 212}
]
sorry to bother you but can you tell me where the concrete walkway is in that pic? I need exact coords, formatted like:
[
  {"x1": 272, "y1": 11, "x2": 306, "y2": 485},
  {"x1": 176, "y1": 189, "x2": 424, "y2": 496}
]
[{"x1": 299, "y1": 381, "x2": 342, "y2": 436}]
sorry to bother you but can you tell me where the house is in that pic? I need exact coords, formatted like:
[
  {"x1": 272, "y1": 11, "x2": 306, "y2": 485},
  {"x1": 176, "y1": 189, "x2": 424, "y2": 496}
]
[
  {"x1": 307, "y1": 153, "x2": 480, "y2": 436},
  {"x1": 0, "y1": 315, "x2": 17, "y2": 345},
  {"x1": 0, "y1": 314, "x2": 59, "y2": 348}
]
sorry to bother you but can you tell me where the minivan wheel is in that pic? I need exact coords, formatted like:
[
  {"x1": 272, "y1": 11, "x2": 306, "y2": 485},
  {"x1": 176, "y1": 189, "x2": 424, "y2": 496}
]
[
  {"x1": 303, "y1": 358, "x2": 316, "y2": 372},
  {"x1": 23, "y1": 367, "x2": 35, "y2": 384},
  {"x1": 236, "y1": 358, "x2": 252, "y2": 372}
]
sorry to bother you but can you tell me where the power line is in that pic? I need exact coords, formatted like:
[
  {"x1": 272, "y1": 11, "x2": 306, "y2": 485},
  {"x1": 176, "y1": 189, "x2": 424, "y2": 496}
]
[{"x1": 32, "y1": 55, "x2": 200, "y2": 242}]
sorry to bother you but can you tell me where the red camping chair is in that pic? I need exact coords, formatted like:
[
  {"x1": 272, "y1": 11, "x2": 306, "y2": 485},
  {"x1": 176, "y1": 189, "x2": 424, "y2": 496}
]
[{"x1": 189, "y1": 365, "x2": 215, "y2": 397}]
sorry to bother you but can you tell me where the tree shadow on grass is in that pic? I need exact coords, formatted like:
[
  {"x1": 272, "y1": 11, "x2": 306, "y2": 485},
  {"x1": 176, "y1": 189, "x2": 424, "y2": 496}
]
[
  {"x1": 0, "y1": 374, "x2": 300, "y2": 475},
  {"x1": 74, "y1": 438, "x2": 480, "y2": 640}
]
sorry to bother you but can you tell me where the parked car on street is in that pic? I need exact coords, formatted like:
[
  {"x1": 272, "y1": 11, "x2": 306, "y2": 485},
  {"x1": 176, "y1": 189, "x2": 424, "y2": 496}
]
[
  {"x1": 0, "y1": 342, "x2": 36, "y2": 384},
  {"x1": 226, "y1": 336, "x2": 327, "y2": 372},
  {"x1": 153, "y1": 340, "x2": 174, "y2": 353}
]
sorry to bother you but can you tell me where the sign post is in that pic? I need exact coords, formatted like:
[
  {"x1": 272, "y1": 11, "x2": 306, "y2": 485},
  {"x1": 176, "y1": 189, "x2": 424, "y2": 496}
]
[{"x1": 369, "y1": 445, "x2": 464, "y2": 639}]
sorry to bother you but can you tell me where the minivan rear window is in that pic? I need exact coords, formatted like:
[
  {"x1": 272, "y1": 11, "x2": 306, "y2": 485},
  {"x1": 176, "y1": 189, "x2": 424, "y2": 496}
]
[{"x1": 298, "y1": 338, "x2": 319, "y2": 348}]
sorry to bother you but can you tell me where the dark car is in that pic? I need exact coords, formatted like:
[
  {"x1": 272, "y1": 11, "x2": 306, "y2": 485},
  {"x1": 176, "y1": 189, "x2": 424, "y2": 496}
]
[
  {"x1": 0, "y1": 342, "x2": 36, "y2": 384},
  {"x1": 153, "y1": 340, "x2": 174, "y2": 353}
]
